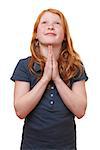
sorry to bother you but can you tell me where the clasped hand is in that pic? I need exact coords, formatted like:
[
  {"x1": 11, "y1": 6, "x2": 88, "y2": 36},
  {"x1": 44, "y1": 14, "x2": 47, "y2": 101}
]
[{"x1": 43, "y1": 45, "x2": 60, "y2": 82}]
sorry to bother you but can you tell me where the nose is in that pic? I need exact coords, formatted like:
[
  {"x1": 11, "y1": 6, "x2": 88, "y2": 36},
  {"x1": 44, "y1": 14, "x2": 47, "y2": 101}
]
[{"x1": 48, "y1": 24, "x2": 54, "y2": 30}]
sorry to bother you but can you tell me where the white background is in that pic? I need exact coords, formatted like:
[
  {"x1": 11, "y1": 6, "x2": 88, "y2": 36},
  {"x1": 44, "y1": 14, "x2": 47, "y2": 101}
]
[{"x1": 0, "y1": 0, "x2": 100, "y2": 149}]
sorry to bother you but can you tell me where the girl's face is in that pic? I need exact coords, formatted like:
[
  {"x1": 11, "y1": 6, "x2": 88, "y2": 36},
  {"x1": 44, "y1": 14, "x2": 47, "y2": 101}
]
[{"x1": 36, "y1": 12, "x2": 64, "y2": 46}]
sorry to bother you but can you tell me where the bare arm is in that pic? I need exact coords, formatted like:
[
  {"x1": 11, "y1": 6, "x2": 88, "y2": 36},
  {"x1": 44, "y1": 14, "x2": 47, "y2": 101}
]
[
  {"x1": 14, "y1": 77, "x2": 49, "y2": 119},
  {"x1": 14, "y1": 48, "x2": 52, "y2": 119},
  {"x1": 54, "y1": 78, "x2": 87, "y2": 119},
  {"x1": 52, "y1": 48, "x2": 87, "y2": 119}
]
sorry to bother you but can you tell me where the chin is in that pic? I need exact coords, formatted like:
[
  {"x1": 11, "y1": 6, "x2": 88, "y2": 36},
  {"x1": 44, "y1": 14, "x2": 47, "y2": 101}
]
[
  {"x1": 47, "y1": 43, "x2": 54, "y2": 45},
  {"x1": 45, "y1": 42, "x2": 56, "y2": 45},
  {"x1": 40, "y1": 40, "x2": 58, "y2": 46},
  {"x1": 44, "y1": 39, "x2": 56, "y2": 45}
]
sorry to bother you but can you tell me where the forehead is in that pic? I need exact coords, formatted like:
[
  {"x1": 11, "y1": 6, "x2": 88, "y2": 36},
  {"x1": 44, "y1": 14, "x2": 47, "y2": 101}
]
[{"x1": 40, "y1": 11, "x2": 61, "y2": 21}]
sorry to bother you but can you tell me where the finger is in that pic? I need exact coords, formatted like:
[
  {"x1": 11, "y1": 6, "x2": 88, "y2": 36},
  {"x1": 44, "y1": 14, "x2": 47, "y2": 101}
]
[
  {"x1": 48, "y1": 45, "x2": 54, "y2": 56},
  {"x1": 48, "y1": 45, "x2": 52, "y2": 51},
  {"x1": 52, "y1": 51, "x2": 56, "y2": 62},
  {"x1": 53, "y1": 53, "x2": 58, "y2": 69},
  {"x1": 47, "y1": 45, "x2": 53, "y2": 62}
]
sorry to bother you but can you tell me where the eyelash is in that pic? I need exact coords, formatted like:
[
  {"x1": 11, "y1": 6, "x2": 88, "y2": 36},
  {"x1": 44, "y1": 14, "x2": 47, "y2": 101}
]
[
  {"x1": 42, "y1": 21, "x2": 47, "y2": 24},
  {"x1": 55, "y1": 22, "x2": 60, "y2": 24},
  {"x1": 41, "y1": 21, "x2": 60, "y2": 25}
]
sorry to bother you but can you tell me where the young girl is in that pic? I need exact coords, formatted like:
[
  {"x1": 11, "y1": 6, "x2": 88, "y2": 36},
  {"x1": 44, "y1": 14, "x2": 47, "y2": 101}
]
[{"x1": 11, "y1": 8, "x2": 88, "y2": 150}]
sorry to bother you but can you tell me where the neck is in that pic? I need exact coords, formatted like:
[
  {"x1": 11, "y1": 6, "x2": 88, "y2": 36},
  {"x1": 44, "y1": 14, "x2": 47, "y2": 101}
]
[{"x1": 39, "y1": 43, "x2": 62, "y2": 60}]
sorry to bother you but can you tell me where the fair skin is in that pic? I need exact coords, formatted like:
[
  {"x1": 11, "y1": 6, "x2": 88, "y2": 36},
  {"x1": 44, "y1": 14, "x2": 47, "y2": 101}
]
[{"x1": 14, "y1": 12, "x2": 87, "y2": 119}]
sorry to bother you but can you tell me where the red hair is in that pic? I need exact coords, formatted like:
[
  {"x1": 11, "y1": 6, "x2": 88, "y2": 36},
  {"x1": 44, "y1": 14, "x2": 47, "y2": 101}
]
[{"x1": 28, "y1": 8, "x2": 83, "y2": 86}]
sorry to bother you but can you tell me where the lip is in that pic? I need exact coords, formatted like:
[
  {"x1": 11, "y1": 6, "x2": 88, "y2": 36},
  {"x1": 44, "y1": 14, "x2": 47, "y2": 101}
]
[{"x1": 45, "y1": 32, "x2": 56, "y2": 36}]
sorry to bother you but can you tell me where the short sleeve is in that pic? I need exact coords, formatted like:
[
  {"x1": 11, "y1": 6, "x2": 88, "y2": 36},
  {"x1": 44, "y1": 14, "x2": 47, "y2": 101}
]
[
  {"x1": 71, "y1": 66, "x2": 88, "y2": 84},
  {"x1": 10, "y1": 58, "x2": 30, "y2": 82}
]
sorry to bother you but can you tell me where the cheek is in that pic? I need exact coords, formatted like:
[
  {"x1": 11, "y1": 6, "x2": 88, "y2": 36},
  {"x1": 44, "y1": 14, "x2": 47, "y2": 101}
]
[
  {"x1": 58, "y1": 31, "x2": 64, "y2": 41},
  {"x1": 36, "y1": 27, "x2": 44, "y2": 38},
  {"x1": 57, "y1": 27, "x2": 64, "y2": 36},
  {"x1": 36, "y1": 29, "x2": 42, "y2": 39}
]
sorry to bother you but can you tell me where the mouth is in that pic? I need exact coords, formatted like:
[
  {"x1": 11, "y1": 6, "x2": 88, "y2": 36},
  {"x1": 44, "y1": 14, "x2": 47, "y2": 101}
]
[{"x1": 45, "y1": 32, "x2": 56, "y2": 36}]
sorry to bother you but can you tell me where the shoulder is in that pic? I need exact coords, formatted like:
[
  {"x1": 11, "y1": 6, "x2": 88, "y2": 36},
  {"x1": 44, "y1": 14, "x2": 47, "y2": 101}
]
[
  {"x1": 17, "y1": 56, "x2": 31, "y2": 70},
  {"x1": 18, "y1": 56, "x2": 31, "y2": 65},
  {"x1": 72, "y1": 64, "x2": 88, "y2": 83},
  {"x1": 11, "y1": 56, "x2": 31, "y2": 82}
]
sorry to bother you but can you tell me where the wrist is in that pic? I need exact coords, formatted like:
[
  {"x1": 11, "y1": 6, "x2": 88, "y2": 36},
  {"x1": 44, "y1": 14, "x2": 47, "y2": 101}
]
[
  {"x1": 53, "y1": 76, "x2": 61, "y2": 84},
  {"x1": 41, "y1": 76, "x2": 50, "y2": 84}
]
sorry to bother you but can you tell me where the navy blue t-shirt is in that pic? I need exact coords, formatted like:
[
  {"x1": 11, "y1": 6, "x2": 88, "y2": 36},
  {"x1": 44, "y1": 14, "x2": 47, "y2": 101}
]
[{"x1": 11, "y1": 57, "x2": 88, "y2": 150}]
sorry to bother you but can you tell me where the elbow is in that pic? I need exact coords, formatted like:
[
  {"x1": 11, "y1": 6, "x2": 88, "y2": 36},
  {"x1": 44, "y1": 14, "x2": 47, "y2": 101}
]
[
  {"x1": 15, "y1": 111, "x2": 25, "y2": 119},
  {"x1": 76, "y1": 112, "x2": 85, "y2": 119},
  {"x1": 76, "y1": 99, "x2": 87, "y2": 119},
  {"x1": 76, "y1": 110, "x2": 86, "y2": 119},
  {"x1": 14, "y1": 104, "x2": 26, "y2": 119}
]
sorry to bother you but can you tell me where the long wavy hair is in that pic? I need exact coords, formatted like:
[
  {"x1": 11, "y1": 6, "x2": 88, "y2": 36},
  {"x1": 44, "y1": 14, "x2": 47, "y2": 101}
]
[{"x1": 28, "y1": 8, "x2": 83, "y2": 86}]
